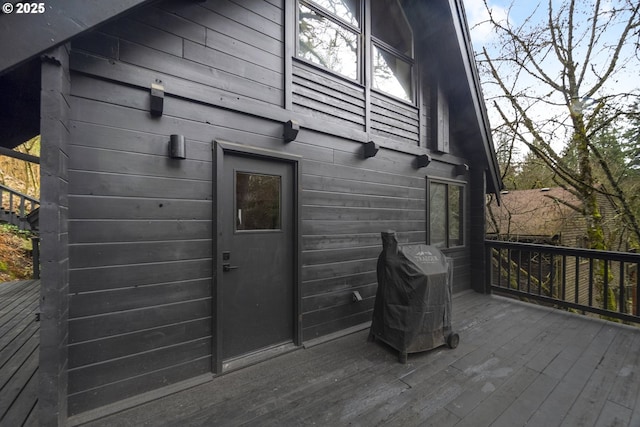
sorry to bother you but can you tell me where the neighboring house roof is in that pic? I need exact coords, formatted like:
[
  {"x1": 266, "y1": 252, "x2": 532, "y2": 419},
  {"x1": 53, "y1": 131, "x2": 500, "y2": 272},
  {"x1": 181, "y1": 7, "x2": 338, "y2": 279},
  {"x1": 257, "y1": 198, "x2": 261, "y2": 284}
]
[{"x1": 487, "y1": 187, "x2": 582, "y2": 239}]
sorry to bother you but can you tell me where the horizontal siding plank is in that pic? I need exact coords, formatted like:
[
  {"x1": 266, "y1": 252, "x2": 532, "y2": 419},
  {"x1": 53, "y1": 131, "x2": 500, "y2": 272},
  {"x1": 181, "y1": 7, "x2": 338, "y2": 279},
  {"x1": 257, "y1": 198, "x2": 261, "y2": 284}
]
[
  {"x1": 70, "y1": 259, "x2": 213, "y2": 293},
  {"x1": 200, "y1": 0, "x2": 281, "y2": 39},
  {"x1": 68, "y1": 356, "x2": 211, "y2": 416},
  {"x1": 69, "y1": 239, "x2": 212, "y2": 267},
  {"x1": 163, "y1": 1, "x2": 280, "y2": 53},
  {"x1": 69, "y1": 278, "x2": 211, "y2": 318},
  {"x1": 303, "y1": 205, "x2": 423, "y2": 221},
  {"x1": 71, "y1": 120, "x2": 213, "y2": 160},
  {"x1": 370, "y1": 111, "x2": 420, "y2": 135},
  {"x1": 69, "y1": 196, "x2": 212, "y2": 220},
  {"x1": 303, "y1": 190, "x2": 423, "y2": 210},
  {"x1": 72, "y1": 32, "x2": 119, "y2": 60},
  {"x1": 371, "y1": 94, "x2": 419, "y2": 122},
  {"x1": 303, "y1": 283, "x2": 376, "y2": 312},
  {"x1": 225, "y1": 0, "x2": 282, "y2": 24},
  {"x1": 68, "y1": 337, "x2": 211, "y2": 394},
  {"x1": 303, "y1": 246, "x2": 381, "y2": 266},
  {"x1": 303, "y1": 271, "x2": 377, "y2": 297},
  {"x1": 184, "y1": 39, "x2": 282, "y2": 89},
  {"x1": 293, "y1": 75, "x2": 365, "y2": 112},
  {"x1": 134, "y1": 6, "x2": 206, "y2": 44},
  {"x1": 303, "y1": 220, "x2": 424, "y2": 236},
  {"x1": 69, "y1": 299, "x2": 212, "y2": 343},
  {"x1": 102, "y1": 17, "x2": 184, "y2": 57},
  {"x1": 303, "y1": 159, "x2": 425, "y2": 189},
  {"x1": 303, "y1": 232, "x2": 425, "y2": 251},
  {"x1": 204, "y1": 27, "x2": 282, "y2": 70},
  {"x1": 69, "y1": 170, "x2": 211, "y2": 199},
  {"x1": 68, "y1": 318, "x2": 212, "y2": 368},
  {"x1": 303, "y1": 310, "x2": 372, "y2": 341},
  {"x1": 292, "y1": 93, "x2": 365, "y2": 127},
  {"x1": 293, "y1": 82, "x2": 365, "y2": 117},
  {"x1": 371, "y1": 119, "x2": 420, "y2": 142},
  {"x1": 302, "y1": 175, "x2": 424, "y2": 199},
  {"x1": 302, "y1": 258, "x2": 377, "y2": 282},
  {"x1": 293, "y1": 62, "x2": 364, "y2": 100},
  {"x1": 118, "y1": 40, "x2": 282, "y2": 106},
  {"x1": 69, "y1": 145, "x2": 211, "y2": 181}
]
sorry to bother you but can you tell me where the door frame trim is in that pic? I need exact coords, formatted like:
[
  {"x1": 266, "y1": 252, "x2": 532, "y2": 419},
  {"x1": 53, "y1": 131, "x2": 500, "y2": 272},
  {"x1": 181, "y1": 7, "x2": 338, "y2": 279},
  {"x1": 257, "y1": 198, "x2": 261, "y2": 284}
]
[{"x1": 213, "y1": 140, "x2": 302, "y2": 373}]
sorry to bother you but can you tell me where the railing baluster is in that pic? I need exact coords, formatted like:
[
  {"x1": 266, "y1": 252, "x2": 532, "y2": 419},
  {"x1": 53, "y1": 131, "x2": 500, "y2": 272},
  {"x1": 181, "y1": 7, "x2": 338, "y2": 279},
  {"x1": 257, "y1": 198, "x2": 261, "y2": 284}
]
[
  {"x1": 588, "y1": 258, "x2": 594, "y2": 308},
  {"x1": 507, "y1": 248, "x2": 512, "y2": 289},
  {"x1": 497, "y1": 248, "x2": 501, "y2": 288},
  {"x1": 562, "y1": 255, "x2": 566, "y2": 301},
  {"x1": 527, "y1": 251, "x2": 532, "y2": 293},
  {"x1": 636, "y1": 262, "x2": 640, "y2": 316},
  {"x1": 517, "y1": 250, "x2": 522, "y2": 291},
  {"x1": 538, "y1": 251, "x2": 543, "y2": 296},
  {"x1": 549, "y1": 254, "x2": 555, "y2": 298},
  {"x1": 619, "y1": 261, "x2": 625, "y2": 314},
  {"x1": 575, "y1": 254, "x2": 580, "y2": 305},
  {"x1": 604, "y1": 260, "x2": 609, "y2": 311}
]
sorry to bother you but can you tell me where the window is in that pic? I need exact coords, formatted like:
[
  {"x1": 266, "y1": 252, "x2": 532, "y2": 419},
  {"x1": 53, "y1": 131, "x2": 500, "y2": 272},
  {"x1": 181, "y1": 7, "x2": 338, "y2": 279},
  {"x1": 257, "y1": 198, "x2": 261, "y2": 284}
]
[
  {"x1": 298, "y1": 0, "x2": 361, "y2": 81},
  {"x1": 296, "y1": 0, "x2": 414, "y2": 103},
  {"x1": 236, "y1": 172, "x2": 281, "y2": 231},
  {"x1": 371, "y1": 0, "x2": 414, "y2": 102},
  {"x1": 428, "y1": 180, "x2": 464, "y2": 248}
]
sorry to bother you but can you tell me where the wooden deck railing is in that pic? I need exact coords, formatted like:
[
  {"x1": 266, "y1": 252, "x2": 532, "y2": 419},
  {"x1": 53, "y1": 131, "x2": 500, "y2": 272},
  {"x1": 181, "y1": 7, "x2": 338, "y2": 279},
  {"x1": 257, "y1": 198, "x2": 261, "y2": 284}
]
[
  {"x1": 486, "y1": 240, "x2": 640, "y2": 324},
  {"x1": 0, "y1": 183, "x2": 39, "y2": 230}
]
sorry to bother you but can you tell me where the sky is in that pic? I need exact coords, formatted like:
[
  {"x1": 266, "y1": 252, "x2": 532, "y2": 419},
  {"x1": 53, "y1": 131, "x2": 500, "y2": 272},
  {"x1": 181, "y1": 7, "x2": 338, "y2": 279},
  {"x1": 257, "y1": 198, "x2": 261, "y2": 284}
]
[{"x1": 462, "y1": 0, "x2": 640, "y2": 158}]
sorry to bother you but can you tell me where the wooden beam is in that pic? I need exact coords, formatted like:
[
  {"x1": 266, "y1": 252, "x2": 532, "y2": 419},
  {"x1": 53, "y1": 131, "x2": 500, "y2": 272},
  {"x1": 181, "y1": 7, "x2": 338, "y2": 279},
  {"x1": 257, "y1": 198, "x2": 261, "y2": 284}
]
[{"x1": 0, "y1": 147, "x2": 40, "y2": 164}]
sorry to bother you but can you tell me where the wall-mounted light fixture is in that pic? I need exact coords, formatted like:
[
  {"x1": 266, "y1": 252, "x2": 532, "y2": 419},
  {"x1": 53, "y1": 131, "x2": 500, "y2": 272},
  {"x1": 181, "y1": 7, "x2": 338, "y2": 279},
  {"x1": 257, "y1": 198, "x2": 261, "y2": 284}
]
[
  {"x1": 415, "y1": 154, "x2": 431, "y2": 169},
  {"x1": 455, "y1": 163, "x2": 469, "y2": 176},
  {"x1": 150, "y1": 82, "x2": 164, "y2": 117},
  {"x1": 283, "y1": 119, "x2": 300, "y2": 143},
  {"x1": 363, "y1": 141, "x2": 378, "y2": 158},
  {"x1": 169, "y1": 134, "x2": 186, "y2": 159}
]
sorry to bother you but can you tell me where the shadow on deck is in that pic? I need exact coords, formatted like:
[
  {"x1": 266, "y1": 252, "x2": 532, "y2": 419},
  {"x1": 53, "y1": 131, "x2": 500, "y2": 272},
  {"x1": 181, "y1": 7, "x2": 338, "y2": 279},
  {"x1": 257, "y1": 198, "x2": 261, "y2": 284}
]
[
  {"x1": 80, "y1": 290, "x2": 640, "y2": 427},
  {"x1": 0, "y1": 279, "x2": 39, "y2": 426}
]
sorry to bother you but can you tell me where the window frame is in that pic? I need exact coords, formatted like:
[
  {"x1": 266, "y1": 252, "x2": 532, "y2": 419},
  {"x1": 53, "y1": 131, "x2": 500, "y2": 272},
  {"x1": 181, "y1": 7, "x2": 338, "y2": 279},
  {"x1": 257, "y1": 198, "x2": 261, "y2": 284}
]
[
  {"x1": 369, "y1": 0, "x2": 415, "y2": 103},
  {"x1": 427, "y1": 178, "x2": 467, "y2": 249},
  {"x1": 296, "y1": 0, "x2": 364, "y2": 83},
  {"x1": 294, "y1": 0, "x2": 416, "y2": 105}
]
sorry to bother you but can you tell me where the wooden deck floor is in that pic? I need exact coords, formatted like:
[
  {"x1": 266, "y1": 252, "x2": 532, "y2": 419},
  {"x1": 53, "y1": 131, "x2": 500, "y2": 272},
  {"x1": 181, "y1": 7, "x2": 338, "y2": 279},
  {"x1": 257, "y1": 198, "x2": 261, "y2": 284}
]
[
  {"x1": 79, "y1": 290, "x2": 640, "y2": 427},
  {"x1": 0, "y1": 279, "x2": 39, "y2": 426}
]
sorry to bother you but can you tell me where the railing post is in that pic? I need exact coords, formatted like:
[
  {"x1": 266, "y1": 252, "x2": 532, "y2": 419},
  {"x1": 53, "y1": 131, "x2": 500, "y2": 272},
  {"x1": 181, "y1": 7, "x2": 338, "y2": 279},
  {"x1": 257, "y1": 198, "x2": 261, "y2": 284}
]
[
  {"x1": 31, "y1": 236, "x2": 40, "y2": 279},
  {"x1": 485, "y1": 243, "x2": 493, "y2": 294}
]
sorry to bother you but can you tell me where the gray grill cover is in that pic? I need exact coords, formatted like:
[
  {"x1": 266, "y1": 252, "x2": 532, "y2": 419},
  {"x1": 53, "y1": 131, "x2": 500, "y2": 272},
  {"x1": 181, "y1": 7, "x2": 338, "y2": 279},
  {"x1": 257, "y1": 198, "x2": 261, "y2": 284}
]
[{"x1": 370, "y1": 231, "x2": 451, "y2": 353}]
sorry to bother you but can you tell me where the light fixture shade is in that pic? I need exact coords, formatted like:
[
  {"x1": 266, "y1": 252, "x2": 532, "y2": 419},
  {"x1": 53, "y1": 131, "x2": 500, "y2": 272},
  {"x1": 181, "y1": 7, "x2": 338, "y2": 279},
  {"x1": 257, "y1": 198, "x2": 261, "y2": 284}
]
[
  {"x1": 363, "y1": 141, "x2": 378, "y2": 158},
  {"x1": 283, "y1": 119, "x2": 300, "y2": 143},
  {"x1": 169, "y1": 134, "x2": 186, "y2": 159},
  {"x1": 415, "y1": 154, "x2": 431, "y2": 168}
]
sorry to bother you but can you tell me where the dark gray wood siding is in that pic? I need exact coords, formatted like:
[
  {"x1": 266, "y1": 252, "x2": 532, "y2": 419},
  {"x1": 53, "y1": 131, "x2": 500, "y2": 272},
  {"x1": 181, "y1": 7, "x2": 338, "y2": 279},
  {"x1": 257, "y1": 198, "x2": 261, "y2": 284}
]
[{"x1": 63, "y1": 0, "x2": 474, "y2": 416}]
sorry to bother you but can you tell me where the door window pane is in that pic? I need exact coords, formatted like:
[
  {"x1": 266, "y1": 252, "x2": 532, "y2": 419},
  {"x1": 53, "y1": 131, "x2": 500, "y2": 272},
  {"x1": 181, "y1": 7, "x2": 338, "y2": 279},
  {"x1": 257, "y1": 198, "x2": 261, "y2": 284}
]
[
  {"x1": 298, "y1": 3, "x2": 359, "y2": 80},
  {"x1": 236, "y1": 172, "x2": 281, "y2": 231},
  {"x1": 371, "y1": 0, "x2": 412, "y2": 56},
  {"x1": 429, "y1": 182, "x2": 447, "y2": 248}
]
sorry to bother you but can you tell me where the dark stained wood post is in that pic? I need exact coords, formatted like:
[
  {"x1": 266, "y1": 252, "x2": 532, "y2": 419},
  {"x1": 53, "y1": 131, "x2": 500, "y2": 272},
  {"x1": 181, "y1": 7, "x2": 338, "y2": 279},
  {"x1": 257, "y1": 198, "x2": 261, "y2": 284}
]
[
  {"x1": 469, "y1": 163, "x2": 490, "y2": 294},
  {"x1": 39, "y1": 44, "x2": 71, "y2": 427}
]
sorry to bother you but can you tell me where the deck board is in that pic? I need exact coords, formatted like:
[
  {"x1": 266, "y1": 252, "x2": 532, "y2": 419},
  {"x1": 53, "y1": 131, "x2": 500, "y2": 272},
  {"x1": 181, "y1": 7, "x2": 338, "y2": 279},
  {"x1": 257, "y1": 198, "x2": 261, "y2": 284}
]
[
  {"x1": 0, "y1": 279, "x2": 39, "y2": 426},
  {"x1": 79, "y1": 291, "x2": 640, "y2": 427}
]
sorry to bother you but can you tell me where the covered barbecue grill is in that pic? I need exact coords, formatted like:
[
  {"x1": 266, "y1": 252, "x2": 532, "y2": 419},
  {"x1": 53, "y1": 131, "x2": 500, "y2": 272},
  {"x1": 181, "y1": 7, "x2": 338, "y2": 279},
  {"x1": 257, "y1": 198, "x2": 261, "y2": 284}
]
[{"x1": 369, "y1": 231, "x2": 459, "y2": 363}]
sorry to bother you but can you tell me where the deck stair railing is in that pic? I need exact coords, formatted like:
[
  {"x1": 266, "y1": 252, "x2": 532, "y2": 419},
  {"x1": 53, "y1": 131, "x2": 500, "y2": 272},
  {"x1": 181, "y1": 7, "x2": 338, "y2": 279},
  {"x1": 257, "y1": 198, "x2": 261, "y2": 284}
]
[
  {"x1": 0, "y1": 183, "x2": 39, "y2": 232},
  {"x1": 486, "y1": 240, "x2": 640, "y2": 324},
  {"x1": 0, "y1": 183, "x2": 40, "y2": 279}
]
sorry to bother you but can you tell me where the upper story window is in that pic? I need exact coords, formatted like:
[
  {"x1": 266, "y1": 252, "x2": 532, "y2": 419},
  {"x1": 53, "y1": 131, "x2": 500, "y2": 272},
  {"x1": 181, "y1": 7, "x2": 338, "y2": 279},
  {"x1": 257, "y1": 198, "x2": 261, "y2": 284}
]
[
  {"x1": 296, "y1": 0, "x2": 414, "y2": 103},
  {"x1": 371, "y1": 0, "x2": 414, "y2": 102},
  {"x1": 298, "y1": 0, "x2": 361, "y2": 81}
]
